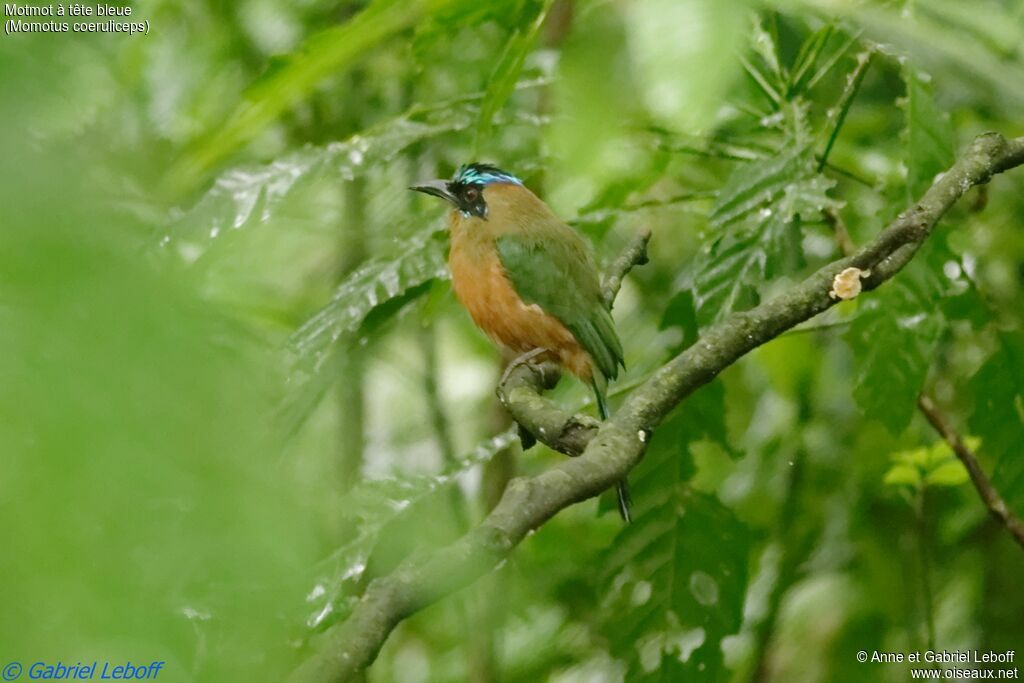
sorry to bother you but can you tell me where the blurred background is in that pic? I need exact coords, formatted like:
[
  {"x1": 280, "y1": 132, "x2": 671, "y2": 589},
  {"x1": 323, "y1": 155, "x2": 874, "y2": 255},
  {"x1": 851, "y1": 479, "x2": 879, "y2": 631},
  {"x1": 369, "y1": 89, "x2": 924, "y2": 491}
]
[{"x1": 1, "y1": 0, "x2": 1022, "y2": 681}]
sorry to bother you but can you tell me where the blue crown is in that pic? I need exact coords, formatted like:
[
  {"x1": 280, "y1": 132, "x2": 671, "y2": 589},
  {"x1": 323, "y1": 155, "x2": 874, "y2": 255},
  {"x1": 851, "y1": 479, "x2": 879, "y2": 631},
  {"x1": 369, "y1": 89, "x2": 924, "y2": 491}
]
[{"x1": 454, "y1": 163, "x2": 522, "y2": 186}]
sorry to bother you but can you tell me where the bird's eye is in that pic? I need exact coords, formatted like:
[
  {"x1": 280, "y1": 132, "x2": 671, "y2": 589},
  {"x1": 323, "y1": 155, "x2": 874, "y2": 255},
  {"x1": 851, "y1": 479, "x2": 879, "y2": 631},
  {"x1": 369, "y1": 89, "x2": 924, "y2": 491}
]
[{"x1": 464, "y1": 187, "x2": 478, "y2": 202}]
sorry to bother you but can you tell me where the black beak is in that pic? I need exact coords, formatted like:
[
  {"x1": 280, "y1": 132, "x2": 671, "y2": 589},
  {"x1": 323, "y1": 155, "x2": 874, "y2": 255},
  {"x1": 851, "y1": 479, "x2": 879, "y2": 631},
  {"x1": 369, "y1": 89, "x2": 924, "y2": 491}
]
[{"x1": 409, "y1": 179, "x2": 457, "y2": 205}]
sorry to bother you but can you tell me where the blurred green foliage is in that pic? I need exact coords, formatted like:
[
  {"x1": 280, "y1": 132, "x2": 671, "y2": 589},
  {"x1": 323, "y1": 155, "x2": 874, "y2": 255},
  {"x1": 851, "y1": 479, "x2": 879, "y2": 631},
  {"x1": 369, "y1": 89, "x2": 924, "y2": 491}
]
[{"x1": 2, "y1": 0, "x2": 1023, "y2": 681}]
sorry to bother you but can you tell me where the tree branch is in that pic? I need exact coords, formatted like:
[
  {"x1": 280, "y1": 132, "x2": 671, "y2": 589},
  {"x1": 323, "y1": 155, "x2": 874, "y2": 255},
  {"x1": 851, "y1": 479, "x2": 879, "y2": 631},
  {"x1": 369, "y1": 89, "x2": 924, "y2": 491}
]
[
  {"x1": 601, "y1": 228, "x2": 652, "y2": 308},
  {"x1": 917, "y1": 394, "x2": 1024, "y2": 550},
  {"x1": 289, "y1": 132, "x2": 1024, "y2": 683}
]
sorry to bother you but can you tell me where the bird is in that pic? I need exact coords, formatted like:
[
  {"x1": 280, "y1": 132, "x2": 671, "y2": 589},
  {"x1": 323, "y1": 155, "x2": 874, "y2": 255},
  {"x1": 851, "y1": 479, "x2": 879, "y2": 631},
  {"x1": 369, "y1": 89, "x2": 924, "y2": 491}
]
[{"x1": 411, "y1": 163, "x2": 631, "y2": 522}]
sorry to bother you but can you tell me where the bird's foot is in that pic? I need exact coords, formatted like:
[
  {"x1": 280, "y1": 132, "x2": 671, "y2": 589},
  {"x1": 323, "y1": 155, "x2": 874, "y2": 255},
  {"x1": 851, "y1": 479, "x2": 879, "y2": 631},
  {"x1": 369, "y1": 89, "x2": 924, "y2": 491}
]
[
  {"x1": 497, "y1": 349, "x2": 556, "y2": 453},
  {"x1": 498, "y1": 348, "x2": 549, "y2": 389}
]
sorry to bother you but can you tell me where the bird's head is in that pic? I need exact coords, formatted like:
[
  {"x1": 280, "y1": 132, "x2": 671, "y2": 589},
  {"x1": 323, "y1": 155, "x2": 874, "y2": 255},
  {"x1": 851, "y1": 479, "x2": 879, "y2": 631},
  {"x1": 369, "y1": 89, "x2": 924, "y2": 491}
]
[{"x1": 410, "y1": 163, "x2": 523, "y2": 220}]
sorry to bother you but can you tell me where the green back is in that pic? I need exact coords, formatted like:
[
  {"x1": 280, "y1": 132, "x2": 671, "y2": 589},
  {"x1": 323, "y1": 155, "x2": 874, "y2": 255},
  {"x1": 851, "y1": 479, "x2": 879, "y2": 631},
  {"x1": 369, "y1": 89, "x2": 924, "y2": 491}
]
[{"x1": 496, "y1": 228, "x2": 624, "y2": 381}]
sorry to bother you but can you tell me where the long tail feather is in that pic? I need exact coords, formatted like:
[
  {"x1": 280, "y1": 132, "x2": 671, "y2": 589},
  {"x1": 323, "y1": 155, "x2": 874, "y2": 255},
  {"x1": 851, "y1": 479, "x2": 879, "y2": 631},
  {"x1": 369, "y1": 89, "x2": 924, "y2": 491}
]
[{"x1": 592, "y1": 379, "x2": 632, "y2": 523}]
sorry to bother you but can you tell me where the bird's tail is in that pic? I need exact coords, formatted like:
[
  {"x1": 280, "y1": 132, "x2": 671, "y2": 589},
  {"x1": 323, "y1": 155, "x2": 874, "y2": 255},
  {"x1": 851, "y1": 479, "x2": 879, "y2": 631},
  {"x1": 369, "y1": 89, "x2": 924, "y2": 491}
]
[{"x1": 593, "y1": 379, "x2": 633, "y2": 524}]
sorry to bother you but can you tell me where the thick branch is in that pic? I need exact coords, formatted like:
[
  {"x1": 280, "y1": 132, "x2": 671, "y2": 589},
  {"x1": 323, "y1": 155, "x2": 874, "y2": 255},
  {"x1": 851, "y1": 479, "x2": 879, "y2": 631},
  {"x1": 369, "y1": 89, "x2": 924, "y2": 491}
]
[
  {"x1": 917, "y1": 395, "x2": 1024, "y2": 550},
  {"x1": 289, "y1": 133, "x2": 1024, "y2": 683}
]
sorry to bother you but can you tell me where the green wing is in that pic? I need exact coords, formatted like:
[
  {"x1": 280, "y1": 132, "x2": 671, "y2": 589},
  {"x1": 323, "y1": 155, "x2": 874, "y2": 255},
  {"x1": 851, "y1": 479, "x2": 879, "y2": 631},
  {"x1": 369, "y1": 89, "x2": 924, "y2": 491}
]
[{"x1": 496, "y1": 228, "x2": 624, "y2": 380}]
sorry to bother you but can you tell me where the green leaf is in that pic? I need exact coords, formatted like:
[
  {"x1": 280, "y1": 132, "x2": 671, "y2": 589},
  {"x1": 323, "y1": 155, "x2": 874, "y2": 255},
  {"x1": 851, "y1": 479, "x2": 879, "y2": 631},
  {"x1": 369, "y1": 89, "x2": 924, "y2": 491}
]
[
  {"x1": 969, "y1": 332, "x2": 1024, "y2": 510},
  {"x1": 291, "y1": 227, "x2": 449, "y2": 366},
  {"x1": 885, "y1": 440, "x2": 971, "y2": 491},
  {"x1": 167, "y1": 0, "x2": 460, "y2": 192},
  {"x1": 694, "y1": 103, "x2": 841, "y2": 324},
  {"x1": 660, "y1": 289, "x2": 700, "y2": 356},
  {"x1": 797, "y1": 0, "x2": 1024, "y2": 117},
  {"x1": 845, "y1": 241, "x2": 951, "y2": 434},
  {"x1": 902, "y1": 65, "x2": 955, "y2": 200},
  {"x1": 0, "y1": 167, "x2": 321, "y2": 679},
  {"x1": 845, "y1": 273, "x2": 944, "y2": 434},
  {"x1": 304, "y1": 429, "x2": 517, "y2": 633},
  {"x1": 474, "y1": 0, "x2": 552, "y2": 152},
  {"x1": 161, "y1": 100, "x2": 480, "y2": 261},
  {"x1": 884, "y1": 462, "x2": 923, "y2": 489},
  {"x1": 925, "y1": 459, "x2": 969, "y2": 487},
  {"x1": 707, "y1": 146, "x2": 811, "y2": 228},
  {"x1": 693, "y1": 229, "x2": 765, "y2": 326},
  {"x1": 750, "y1": 15, "x2": 786, "y2": 89},
  {"x1": 600, "y1": 386, "x2": 748, "y2": 681},
  {"x1": 280, "y1": 229, "x2": 450, "y2": 437},
  {"x1": 817, "y1": 49, "x2": 872, "y2": 172},
  {"x1": 788, "y1": 23, "x2": 834, "y2": 95}
]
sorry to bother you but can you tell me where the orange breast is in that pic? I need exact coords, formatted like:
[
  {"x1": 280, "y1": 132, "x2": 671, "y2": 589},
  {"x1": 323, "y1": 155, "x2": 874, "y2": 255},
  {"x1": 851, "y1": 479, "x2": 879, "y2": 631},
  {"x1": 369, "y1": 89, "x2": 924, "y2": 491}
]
[{"x1": 448, "y1": 233, "x2": 593, "y2": 380}]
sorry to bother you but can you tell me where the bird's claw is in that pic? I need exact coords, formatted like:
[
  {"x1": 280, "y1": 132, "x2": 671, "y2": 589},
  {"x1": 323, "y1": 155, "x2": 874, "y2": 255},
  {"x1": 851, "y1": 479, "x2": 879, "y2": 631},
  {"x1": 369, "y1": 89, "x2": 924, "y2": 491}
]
[{"x1": 498, "y1": 348, "x2": 549, "y2": 389}]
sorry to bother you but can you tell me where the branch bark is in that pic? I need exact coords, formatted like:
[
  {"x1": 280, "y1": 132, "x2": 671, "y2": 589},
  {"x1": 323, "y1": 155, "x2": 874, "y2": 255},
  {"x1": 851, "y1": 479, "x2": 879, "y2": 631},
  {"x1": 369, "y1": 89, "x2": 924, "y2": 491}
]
[
  {"x1": 289, "y1": 132, "x2": 1024, "y2": 683},
  {"x1": 917, "y1": 394, "x2": 1024, "y2": 550},
  {"x1": 601, "y1": 229, "x2": 652, "y2": 308}
]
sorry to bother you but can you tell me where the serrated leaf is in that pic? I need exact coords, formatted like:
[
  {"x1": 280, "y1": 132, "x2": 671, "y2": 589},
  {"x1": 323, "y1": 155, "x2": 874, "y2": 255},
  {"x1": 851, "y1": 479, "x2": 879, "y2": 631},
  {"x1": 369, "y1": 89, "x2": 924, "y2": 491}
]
[
  {"x1": 708, "y1": 147, "x2": 810, "y2": 227},
  {"x1": 696, "y1": 173, "x2": 838, "y2": 323},
  {"x1": 845, "y1": 252, "x2": 947, "y2": 434},
  {"x1": 846, "y1": 303, "x2": 942, "y2": 434},
  {"x1": 969, "y1": 332, "x2": 1024, "y2": 511},
  {"x1": 290, "y1": 229, "x2": 448, "y2": 371},
  {"x1": 160, "y1": 101, "x2": 479, "y2": 262},
  {"x1": 693, "y1": 230, "x2": 764, "y2": 326},
  {"x1": 821, "y1": 1, "x2": 1024, "y2": 116},
  {"x1": 902, "y1": 66, "x2": 955, "y2": 199},
  {"x1": 694, "y1": 102, "x2": 841, "y2": 325},
  {"x1": 817, "y1": 49, "x2": 872, "y2": 172},
  {"x1": 279, "y1": 229, "x2": 449, "y2": 437},
  {"x1": 600, "y1": 387, "x2": 748, "y2": 681}
]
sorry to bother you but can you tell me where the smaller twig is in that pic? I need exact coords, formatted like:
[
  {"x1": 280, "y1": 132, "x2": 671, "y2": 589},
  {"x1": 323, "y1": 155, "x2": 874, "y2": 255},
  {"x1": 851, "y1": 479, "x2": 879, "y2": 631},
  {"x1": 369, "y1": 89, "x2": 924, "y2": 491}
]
[
  {"x1": 917, "y1": 394, "x2": 1024, "y2": 550},
  {"x1": 601, "y1": 230, "x2": 652, "y2": 308},
  {"x1": 828, "y1": 201, "x2": 1023, "y2": 553}
]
